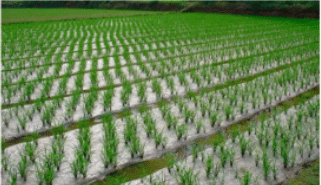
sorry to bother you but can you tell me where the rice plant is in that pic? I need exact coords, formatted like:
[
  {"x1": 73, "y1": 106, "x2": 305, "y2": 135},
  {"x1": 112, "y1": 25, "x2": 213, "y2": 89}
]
[
  {"x1": 8, "y1": 167, "x2": 18, "y2": 185},
  {"x1": 153, "y1": 130, "x2": 166, "y2": 149},
  {"x1": 210, "y1": 112, "x2": 218, "y2": 127},
  {"x1": 71, "y1": 149, "x2": 90, "y2": 178},
  {"x1": 262, "y1": 149, "x2": 271, "y2": 180},
  {"x1": 36, "y1": 152, "x2": 56, "y2": 184},
  {"x1": 195, "y1": 120, "x2": 204, "y2": 134},
  {"x1": 239, "y1": 171, "x2": 251, "y2": 185},
  {"x1": 175, "y1": 166, "x2": 199, "y2": 185},
  {"x1": 239, "y1": 135, "x2": 250, "y2": 157},
  {"x1": 17, "y1": 113, "x2": 27, "y2": 131},
  {"x1": 228, "y1": 148, "x2": 236, "y2": 166},
  {"x1": 103, "y1": 90, "x2": 113, "y2": 111},
  {"x1": 272, "y1": 137, "x2": 278, "y2": 157},
  {"x1": 175, "y1": 124, "x2": 187, "y2": 141},
  {"x1": 280, "y1": 139, "x2": 290, "y2": 168},
  {"x1": 129, "y1": 136, "x2": 144, "y2": 159},
  {"x1": 231, "y1": 125, "x2": 240, "y2": 143},
  {"x1": 205, "y1": 155, "x2": 214, "y2": 178},
  {"x1": 218, "y1": 145, "x2": 229, "y2": 168},
  {"x1": 255, "y1": 150, "x2": 261, "y2": 167},
  {"x1": 290, "y1": 150, "x2": 297, "y2": 167},
  {"x1": 167, "y1": 156, "x2": 176, "y2": 173},
  {"x1": 212, "y1": 132, "x2": 225, "y2": 153},
  {"x1": 24, "y1": 141, "x2": 36, "y2": 163},
  {"x1": 2, "y1": 154, "x2": 9, "y2": 172},
  {"x1": 17, "y1": 152, "x2": 28, "y2": 181}
]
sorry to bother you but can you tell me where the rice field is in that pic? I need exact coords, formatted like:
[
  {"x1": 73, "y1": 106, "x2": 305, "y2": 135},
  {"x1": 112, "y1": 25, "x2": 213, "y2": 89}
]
[
  {"x1": 1, "y1": 12, "x2": 319, "y2": 185},
  {"x1": 2, "y1": 9, "x2": 161, "y2": 23}
]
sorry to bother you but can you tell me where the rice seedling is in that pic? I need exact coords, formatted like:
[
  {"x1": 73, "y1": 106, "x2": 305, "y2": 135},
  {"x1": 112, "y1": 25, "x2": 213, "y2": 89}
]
[
  {"x1": 83, "y1": 92, "x2": 96, "y2": 117},
  {"x1": 103, "y1": 90, "x2": 113, "y2": 111},
  {"x1": 175, "y1": 166, "x2": 199, "y2": 185},
  {"x1": 205, "y1": 155, "x2": 214, "y2": 178},
  {"x1": 218, "y1": 145, "x2": 229, "y2": 168},
  {"x1": 2, "y1": 113, "x2": 10, "y2": 127},
  {"x1": 262, "y1": 149, "x2": 271, "y2": 180},
  {"x1": 51, "y1": 149, "x2": 64, "y2": 171},
  {"x1": 153, "y1": 130, "x2": 166, "y2": 149},
  {"x1": 17, "y1": 151, "x2": 28, "y2": 181},
  {"x1": 24, "y1": 141, "x2": 36, "y2": 163},
  {"x1": 210, "y1": 112, "x2": 218, "y2": 127},
  {"x1": 308, "y1": 134, "x2": 315, "y2": 150},
  {"x1": 213, "y1": 163, "x2": 221, "y2": 178},
  {"x1": 290, "y1": 150, "x2": 297, "y2": 167},
  {"x1": 231, "y1": 125, "x2": 240, "y2": 143},
  {"x1": 255, "y1": 150, "x2": 261, "y2": 167},
  {"x1": 195, "y1": 120, "x2": 204, "y2": 134},
  {"x1": 8, "y1": 167, "x2": 18, "y2": 185},
  {"x1": 101, "y1": 138, "x2": 118, "y2": 168},
  {"x1": 175, "y1": 124, "x2": 187, "y2": 141},
  {"x1": 239, "y1": 135, "x2": 250, "y2": 157},
  {"x1": 138, "y1": 82, "x2": 147, "y2": 102},
  {"x1": 228, "y1": 148, "x2": 236, "y2": 166},
  {"x1": 166, "y1": 76, "x2": 175, "y2": 95},
  {"x1": 184, "y1": 109, "x2": 195, "y2": 123},
  {"x1": 71, "y1": 148, "x2": 90, "y2": 178},
  {"x1": 1, "y1": 151, "x2": 11, "y2": 172},
  {"x1": 239, "y1": 171, "x2": 251, "y2": 185},
  {"x1": 77, "y1": 127, "x2": 92, "y2": 161},
  {"x1": 36, "y1": 155, "x2": 56, "y2": 185},
  {"x1": 281, "y1": 139, "x2": 290, "y2": 168},
  {"x1": 17, "y1": 113, "x2": 27, "y2": 131},
  {"x1": 212, "y1": 132, "x2": 225, "y2": 153},
  {"x1": 167, "y1": 156, "x2": 176, "y2": 173},
  {"x1": 129, "y1": 136, "x2": 144, "y2": 159},
  {"x1": 272, "y1": 137, "x2": 278, "y2": 157},
  {"x1": 152, "y1": 79, "x2": 162, "y2": 100}
]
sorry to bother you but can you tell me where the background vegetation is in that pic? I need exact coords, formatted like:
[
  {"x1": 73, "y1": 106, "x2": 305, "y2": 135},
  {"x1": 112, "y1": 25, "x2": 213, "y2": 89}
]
[{"x1": 2, "y1": 1, "x2": 319, "y2": 18}]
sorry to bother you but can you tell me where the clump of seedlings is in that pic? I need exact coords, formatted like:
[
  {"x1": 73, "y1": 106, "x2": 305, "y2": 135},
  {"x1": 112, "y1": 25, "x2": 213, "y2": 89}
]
[
  {"x1": 103, "y1": 90, "x2": 113, "y2": 112},
  {"x1": 124, "y1": 116, "x2": 144, "y2": 158},
  {"x1": 101, "y1": 114, "x2": 118, "y2": 167},
  {"x1": 17, "y1": 151, "x2": 28, "y2": 181},
  {"x1": 205, "y1": 155, "x2": 214, "y2": 178},
  {"x1": 71, "y1": 120, "x2": 92, "y2": 178},
  {"x1": 239, "y1": 171, "x2": 252, "y2": 185},
  {"x1": 8, "y1": 167, "x2": 18, "y2": 185},
  {"x1": 175, "y1": 166, "x2": 199, "y2": 185},
  {"x1": 262, "y1": 149, "x2": 271, "y2": 180},
  {"x1": 175, "y1": 124, "x2": 187, "y2": 141},
  {"x1": 239, "y1": 135, "x2": 250, "y2": 157},
  {"x1": 218, "y1": 145, "x2": 229, "y2": 168}
]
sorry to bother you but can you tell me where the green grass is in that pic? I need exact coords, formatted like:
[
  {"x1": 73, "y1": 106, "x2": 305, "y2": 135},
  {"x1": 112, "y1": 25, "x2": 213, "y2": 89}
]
[
  {"x1": 286, "y1": 159, "x2": 319, "y2": 185},
  {"x1": 2, "y1": 8, "x2": 161, "y2": 23}
]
